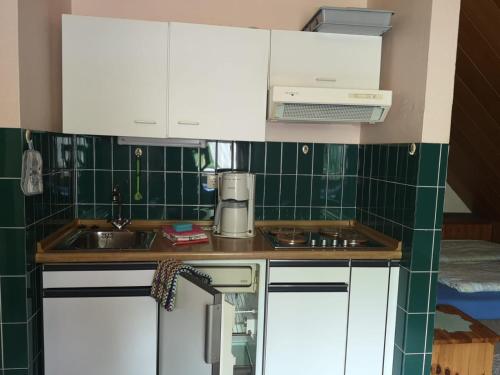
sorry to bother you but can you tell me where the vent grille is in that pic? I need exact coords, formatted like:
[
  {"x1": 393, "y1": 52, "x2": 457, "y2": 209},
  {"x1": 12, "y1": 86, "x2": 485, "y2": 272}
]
[{"x1": 275, "y1": 103, "x2": 384, "y2": 122}]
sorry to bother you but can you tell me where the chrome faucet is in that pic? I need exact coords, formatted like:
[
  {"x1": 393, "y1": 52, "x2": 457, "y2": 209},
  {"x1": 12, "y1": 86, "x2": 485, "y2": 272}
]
[{"x1": 109, "y1": 185, "x2": 131, "y2": 230}]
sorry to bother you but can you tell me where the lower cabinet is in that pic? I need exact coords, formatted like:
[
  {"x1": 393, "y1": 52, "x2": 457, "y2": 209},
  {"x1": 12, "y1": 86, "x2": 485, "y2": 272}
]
[
  {"x1": 264, "y1": 260, "x2": 399, "y2": 375},
  {"x1": 42, "y1": 264, "x2": 158, "y2": 375},
  {"x1": 345, "y1": 261, "x2": 390, "y2": 375},
  {"x1": 264, "y1": 261, "x2": 350, "y2": 375}
]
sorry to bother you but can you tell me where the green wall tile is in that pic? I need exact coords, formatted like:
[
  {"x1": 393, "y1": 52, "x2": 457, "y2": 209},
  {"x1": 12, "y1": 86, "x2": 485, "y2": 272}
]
[
  {"x1": 76, "y1": 171, "x2": 94, "y2": 204},
  {"x1": 313, "y1": 144, "x2": 328, "y2": 175},
  {"x1": 326, "y1": 176, "x2": 342, "y2": 206},
  {"x1": 265, "y1": 142, "x2": 281, "y2": 174},
  {"x1": 165, "y1": 206, "x2": 182, "y2": 220},
  {"x1": 183, "y1": 147, "x2": 199, "y2": 172},
  {"x1": 280, "y1": 207, "x2": 294, "y2": 220},
  {"x1": 77, "y1": 204, "x2": 94, "y2": 219},
  {"x1": 165, "y1": 173, "x2": 182, "y2": 205},
  {"x1": 403, "y1": 354, "x2": 423, "y2": 375},
  {"x1": 0, "y1": 128, "x2": 22, "y2": 178},
  {"x1": 342, "y1": 176, "x2": 357, "y2": 207},
  {"x1": 94, "y1": 171, "x2": 112, "y2": 204},
  {"x1": 182, "y1": 206, "x2": 198, "y2": 220},
  {"x1": 165, "y1": 147, "x2": 182, "y2": 171},
  {"x1": 411, "y1": 231, "x2": 434, "y2": 271},
  {"x1": 281, "y1": 143, "x2": 297, "y2": 174},
  {"x1": 296, "y1": 175, "x2": 312, "y2": 207},
  {"x1": 327, "y1": 144, "x2": 344, "y2": 175},
  {"x1": 250, "y1": 142, "x2": 265, "y2": 173},
  {"x1": 264, "y1": 175, "x2": 280, "y2": 206},
  {"x1": 148, "y1": 146, "x2": 165, "y2": 171},
  {"x1": 280, "y1": 175, "x2": 295, "y2": 206},
  {"x1": 344, "y1": 145, "x2": 359, "y2": 175},
  {"x1": 0, "y1": 180, "x2": 25, "y2": 227},
  {"x1": 112, "y1": 142, "x2": 130, "y2": 170},
  {"x1": 297, "y1": 143, "x2": 313, "y2": 174},
  {"x1": 310, "y1": 207, "x2": 326, "y2": 220},
  {"x1": 254, "y1": 174, "x2": 264, "y2": 206},
  {"x1": 295, "y1": 207, "x2": 310, "y2": 220},
  {"x1": 130, "y1": 205, "x2": 147, "y2": 219},
  {"x1": 418, "y1": 144, "x2": 441, "y2": 186},
  {"x1": 94, "y1": 136, "x2": 111, "y2": 170},
  {"x1": 2, "y1": 323, "x2": 28, "y2": 368},
  {"x1": 407, "y1": 273, "x2": 430, "y2": 313},
  {"x1": 148, "y1": 172, "x2": 165, "y2": 205},
  {"x1": 182, "y1": 173, "x2": 199, "y2": 205},
  {"x1": 149, "y1": 205, "x2": 165, "y2": 220},
  {"x1": 0, "y1": 229, "x2": 25, "y2": 276},
  {"x1": 75, "y1": 136, "x2": 93, "y2": 169},
  {"x1": 311, "y1": 176, "x2": 327, "y2": 206},
  {"x1": 1, "y1": 276, "x2": 27, "y2": 322},
  {"x1": 95, "y1": 205, "x2": 112, "y2": 220},
  {"x1": 264, "y1": 207, "x2": 279, "y2": 220},
  {"x1": 405, "y1": 313, "x2": 427, "y2": 353},
  {"x1": 325, "y1": 207, "x2": 341, "y2": 220},
  {"x1": 201, "y1": 143, "x2": 216, "y2": 172},
  {"x1": 414, "y1": 188, "x2": 438, "y2": 229}
]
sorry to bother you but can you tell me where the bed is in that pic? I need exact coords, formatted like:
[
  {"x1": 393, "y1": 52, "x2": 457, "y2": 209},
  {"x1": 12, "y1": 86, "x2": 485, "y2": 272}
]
[{"x1": 438, "y1": 236, "x2": 500, "y2": 320}]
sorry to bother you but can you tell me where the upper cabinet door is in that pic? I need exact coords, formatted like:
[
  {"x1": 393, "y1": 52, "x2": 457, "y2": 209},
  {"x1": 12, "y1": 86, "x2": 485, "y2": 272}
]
[
  {"x1": 270, "y1": 30, "x2": 381, "y2": 90},
  {"x1": 168, "y1": 23, "x2": 270, "y2": 141},
  {"x1": 62, "y1": 15, "x2": 168, "y2": 137}
]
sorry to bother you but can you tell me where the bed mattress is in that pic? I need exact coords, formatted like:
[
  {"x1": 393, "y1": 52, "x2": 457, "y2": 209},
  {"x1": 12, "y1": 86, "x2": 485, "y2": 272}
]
[
  {"x1": 437, "y1": 282, "x2": 500, "y2": 320},
  {"x1": 441, "y1": 240, "x2": 500, "y2": 263}
]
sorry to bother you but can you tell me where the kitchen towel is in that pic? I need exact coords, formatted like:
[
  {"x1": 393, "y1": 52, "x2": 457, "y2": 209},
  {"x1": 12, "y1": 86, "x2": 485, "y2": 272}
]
[{"x1": 151, "y1": 259, "x2": 212, "y2": 311}]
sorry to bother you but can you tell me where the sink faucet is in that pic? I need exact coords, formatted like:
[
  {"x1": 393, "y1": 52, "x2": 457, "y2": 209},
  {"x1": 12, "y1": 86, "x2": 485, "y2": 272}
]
[{"x1": 109, "y1": 185, "x2": 131, "y2": 230}]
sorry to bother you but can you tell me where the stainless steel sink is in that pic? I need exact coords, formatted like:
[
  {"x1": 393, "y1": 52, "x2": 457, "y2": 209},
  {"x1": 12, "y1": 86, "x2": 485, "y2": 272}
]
[{"x1": 55, "y1": 230, "x2": 157, "y2": 250}]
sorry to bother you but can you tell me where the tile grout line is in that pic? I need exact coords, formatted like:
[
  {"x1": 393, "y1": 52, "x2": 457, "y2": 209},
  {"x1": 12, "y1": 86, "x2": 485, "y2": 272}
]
[
  {"x1": 308, "y1": 143, "x2": 315, "y2": 220},
  {"x1": 340, "y1": 145, "x2": 346, "y2": 219},
  {"x1": 422, "y1": 144, "x2": 443, "y2": 368},
  {"x1": 93, "y1": 136, "x2": 96, "y2": 218},
  {"x1": 293, "y1": 143, "x2": 298, "y2": 219}
]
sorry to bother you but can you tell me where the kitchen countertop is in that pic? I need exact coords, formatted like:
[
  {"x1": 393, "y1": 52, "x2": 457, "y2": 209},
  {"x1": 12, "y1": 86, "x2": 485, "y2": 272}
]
[{"x1": 35, "y1": 220, "x2": 402, "y2": 263}]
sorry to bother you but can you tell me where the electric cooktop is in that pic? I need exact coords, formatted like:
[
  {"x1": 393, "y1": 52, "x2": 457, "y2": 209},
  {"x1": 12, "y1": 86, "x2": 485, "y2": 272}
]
[{"x1": 260, "y1": 226, "x2": 385, "y2": 250}]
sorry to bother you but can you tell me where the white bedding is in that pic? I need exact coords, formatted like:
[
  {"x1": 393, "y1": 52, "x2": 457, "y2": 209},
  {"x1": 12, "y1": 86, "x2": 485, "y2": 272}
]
[
  {"x1": 440, "y1": 240, "x2": 500, "y2": 263},
  {"x1": 438, "y1": 260, "x2": 500, "y2": 293}
]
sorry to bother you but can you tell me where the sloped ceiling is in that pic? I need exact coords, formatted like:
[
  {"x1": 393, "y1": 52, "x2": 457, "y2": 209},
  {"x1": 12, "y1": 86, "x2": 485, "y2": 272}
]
[{"x1": 447, "y1": 0, "x2": 500, "y2": 219}]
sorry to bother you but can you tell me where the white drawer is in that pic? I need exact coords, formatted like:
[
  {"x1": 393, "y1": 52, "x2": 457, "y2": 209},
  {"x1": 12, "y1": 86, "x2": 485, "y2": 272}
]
[
  {"x1": 269, "y1": 266, "x2": 350, "y2": 284},
  {"x1": 43, "y1": 268, "x2": 156, "y2": 288}
]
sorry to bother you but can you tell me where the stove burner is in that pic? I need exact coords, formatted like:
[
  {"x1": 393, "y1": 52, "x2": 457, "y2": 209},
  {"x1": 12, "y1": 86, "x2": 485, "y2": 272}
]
[
  {"x1": 276, "y1": 232, "x2": 307, "y2": 245},
  {"x1": 262, "y1": 226, "x2": 384, "y2": 250}
]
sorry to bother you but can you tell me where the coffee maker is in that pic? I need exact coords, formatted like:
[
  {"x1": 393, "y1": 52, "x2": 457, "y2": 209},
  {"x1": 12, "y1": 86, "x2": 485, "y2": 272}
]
[{"x1": 213, "y1": 172, "x2": 255, "y2": 238}]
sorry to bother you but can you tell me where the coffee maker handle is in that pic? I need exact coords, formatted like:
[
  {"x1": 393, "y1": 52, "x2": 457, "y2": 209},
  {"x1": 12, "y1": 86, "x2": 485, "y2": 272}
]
[{"x1": 214, "y1": 201, "x2": 225, "y2": 233}]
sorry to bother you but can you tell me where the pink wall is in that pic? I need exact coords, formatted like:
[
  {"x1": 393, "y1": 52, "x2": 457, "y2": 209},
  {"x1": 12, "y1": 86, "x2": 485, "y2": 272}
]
[
  {"x1": 18, "y1": 0, "x2": 71, "y2": 132},
  {"x1": 0, "y1": 0, "x2": 21, "y2": 128},
  {"x1": 71, "y1": 0, "x2": 366, "y2": 30}
]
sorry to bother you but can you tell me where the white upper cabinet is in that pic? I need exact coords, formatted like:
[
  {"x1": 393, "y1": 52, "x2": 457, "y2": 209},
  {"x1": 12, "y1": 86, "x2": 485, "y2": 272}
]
[
  {"x1": 270, "y1": 30, "x2": 382, "y2": 90},
  {"x1": 62, "y1": 15, "x2": 168, "y2": 137},
  {"x1": 168, "y1": 23, "x2": 270, "y2": 141}
]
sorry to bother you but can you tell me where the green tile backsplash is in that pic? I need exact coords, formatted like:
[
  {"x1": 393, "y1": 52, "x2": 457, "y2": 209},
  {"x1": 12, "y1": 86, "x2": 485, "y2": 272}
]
[
  {"x1": 74, "y1": 137, "x2": 359, "y2": 222},
  {"x1": 356, "y1": 143, "x2": 448, "y2": 375},
  {"x1": 0, "y1": 125, "x2": 448, "y2": 375},
  {"x1": 0, "y1": 128, "x2": 74, "y2": 374}
]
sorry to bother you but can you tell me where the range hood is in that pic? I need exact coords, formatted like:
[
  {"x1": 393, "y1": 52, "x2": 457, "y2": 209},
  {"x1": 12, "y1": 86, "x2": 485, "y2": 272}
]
[{"x1": 268, "y1": 86, "x2": 392, "y2": 124}]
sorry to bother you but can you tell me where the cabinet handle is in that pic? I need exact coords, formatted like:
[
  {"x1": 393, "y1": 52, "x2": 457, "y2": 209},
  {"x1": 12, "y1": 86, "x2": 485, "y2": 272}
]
[
  {"x1": 134, "y1": 120, "x2": 157, "y2": 125},
  {"x1": 177, "y1": 121, "x2": 200, "y2": 126},
  {"x1": 205, "y1": 304, "x2": 222, "y2": 364},
  {"x1": 315, "y1": 77, "x2": 337, "y2": 83}
]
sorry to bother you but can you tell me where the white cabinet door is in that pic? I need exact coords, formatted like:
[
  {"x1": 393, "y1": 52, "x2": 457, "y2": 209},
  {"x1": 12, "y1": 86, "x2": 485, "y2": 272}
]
[
  {"x1": 44, "y1": 293, "x2": 157, "y2": 375},
  {"x1": 345, "y1": 263, "x2": 390, "y2": 375},
  {"x1": 270, "y1": 30, "x2": 381, "y2": 89},
  {"x1": 384, "y1": 265, "x2": 400, "y2": 375},
  {"x1": 168, "y1": 22, "x2": 269, "y2": 141},
  {"x1": 62, "y1": 15, "x2": 168, "y2": 137},
  {"x1": 159, "y1": 275, "x2": 235, "y2": 375},
  {"x1": 264, "y1": 283, "x2": 349, "y2": 375}
]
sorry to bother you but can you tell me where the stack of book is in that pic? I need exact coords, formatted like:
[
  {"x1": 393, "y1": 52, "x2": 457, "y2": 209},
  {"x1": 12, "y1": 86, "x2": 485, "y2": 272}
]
[{"x1": 162, "y1": 224, "x2": 209, "y2": 246}]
